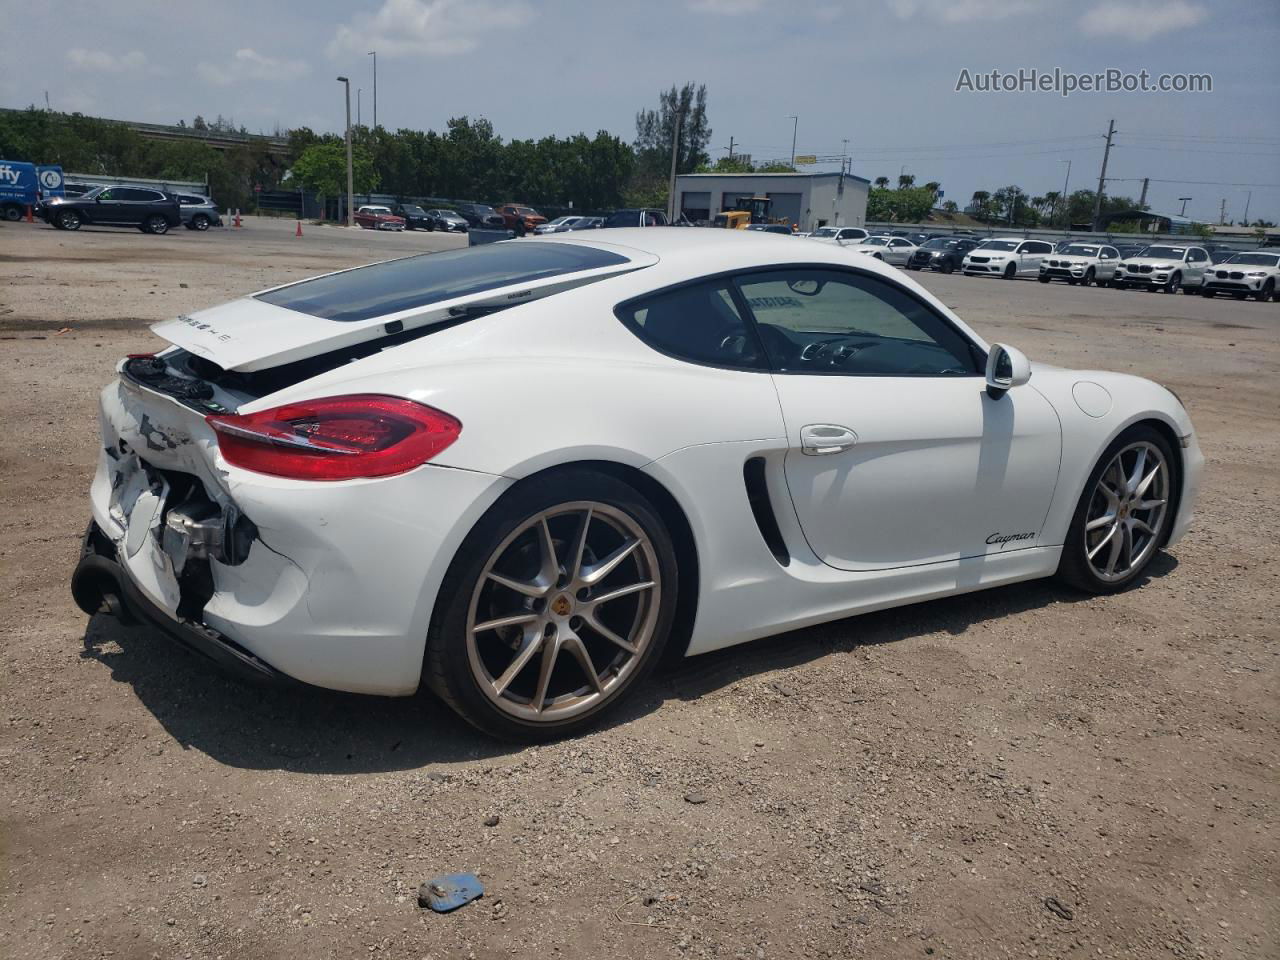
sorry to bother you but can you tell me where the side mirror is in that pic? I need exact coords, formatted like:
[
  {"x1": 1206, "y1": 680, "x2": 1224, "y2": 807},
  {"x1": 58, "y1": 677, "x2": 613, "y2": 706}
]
[{"x1": 985, "y1": 343, "x2": 1031, "y2": 399}]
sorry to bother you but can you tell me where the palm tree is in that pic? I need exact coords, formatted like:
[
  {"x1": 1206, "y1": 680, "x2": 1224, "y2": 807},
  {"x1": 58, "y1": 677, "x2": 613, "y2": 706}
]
[
  {"x1": 1042, "y1": 190, "x2": 1061, "y2": 224},
  {"x1": 1031, "y1": 196, "x2": 1045, "y2": 216},
  {"x1": 874, "y1": 176, "x2": 890, "y2": 189},
  {"x1": 923, "y1": 181, "x2": 941, "y2": 197},
  {"x1": 970, "y1": 190, "x2": 991, "y2": 221},
  {"x1": 897, "y1": 173, "x2": 915, "y2": 190}
]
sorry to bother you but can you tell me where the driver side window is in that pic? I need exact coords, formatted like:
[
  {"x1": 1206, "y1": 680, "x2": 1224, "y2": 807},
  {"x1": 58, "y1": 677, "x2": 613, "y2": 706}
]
[{"x1": 733, "y1": 269, "x2": 980, "y2": 376}]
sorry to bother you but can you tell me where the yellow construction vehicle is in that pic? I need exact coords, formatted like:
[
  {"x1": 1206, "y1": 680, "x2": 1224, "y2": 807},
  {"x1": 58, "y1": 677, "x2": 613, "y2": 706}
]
[{"x1": 712, "y1": 196, "x2": 789, "y2": 230}]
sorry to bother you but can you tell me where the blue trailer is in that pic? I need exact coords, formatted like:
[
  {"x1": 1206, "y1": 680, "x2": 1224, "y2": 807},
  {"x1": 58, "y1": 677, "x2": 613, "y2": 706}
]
[{"x1": 0, "y1": 161, "x2": 65, "y2": 221}]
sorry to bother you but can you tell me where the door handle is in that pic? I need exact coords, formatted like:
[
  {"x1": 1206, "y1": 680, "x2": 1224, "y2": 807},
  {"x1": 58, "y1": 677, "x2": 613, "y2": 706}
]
[{"x1": 800, "y1": 424, "x2": 858, "y2": 455}]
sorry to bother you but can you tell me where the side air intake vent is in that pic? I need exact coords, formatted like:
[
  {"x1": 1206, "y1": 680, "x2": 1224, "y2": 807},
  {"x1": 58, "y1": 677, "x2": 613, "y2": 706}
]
[{"x1": 743, "y1": 457, "x2": 790, "y2": 566}]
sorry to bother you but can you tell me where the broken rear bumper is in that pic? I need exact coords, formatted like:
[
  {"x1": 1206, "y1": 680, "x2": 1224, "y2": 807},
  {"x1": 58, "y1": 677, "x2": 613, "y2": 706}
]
[{"x1": 72, "y1": 521, "x2": 295, "y2": 686}]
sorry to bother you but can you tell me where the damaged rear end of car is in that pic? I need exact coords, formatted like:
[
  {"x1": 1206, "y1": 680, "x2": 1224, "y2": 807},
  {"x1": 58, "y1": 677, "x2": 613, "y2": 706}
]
[{"x1": 72, "y1": 239, "x2": 653, "y2": 694}]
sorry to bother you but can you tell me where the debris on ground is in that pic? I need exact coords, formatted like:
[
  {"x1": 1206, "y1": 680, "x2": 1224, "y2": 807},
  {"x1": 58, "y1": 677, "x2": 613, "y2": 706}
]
[{"x1": 418, "y1": 873, "x2": 484, "y2": 913}]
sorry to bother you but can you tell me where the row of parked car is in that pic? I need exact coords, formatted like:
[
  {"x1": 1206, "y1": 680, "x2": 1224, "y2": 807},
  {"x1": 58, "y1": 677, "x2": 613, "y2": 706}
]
[
  {"x1": 804, "y1": 227, "x2": 1279, "y2": 302},
  {"x1": 353, "y1": 201, "x2": 672, "y2": 235}
]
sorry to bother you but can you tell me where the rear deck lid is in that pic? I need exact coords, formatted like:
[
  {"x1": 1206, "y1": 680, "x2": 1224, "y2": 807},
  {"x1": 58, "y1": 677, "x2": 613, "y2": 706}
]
[{"x1": 151, "y1": 239, "x2": 655, "y2": 372}]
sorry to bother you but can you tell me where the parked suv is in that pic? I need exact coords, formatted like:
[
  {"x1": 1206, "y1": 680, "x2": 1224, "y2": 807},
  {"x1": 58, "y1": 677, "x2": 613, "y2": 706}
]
[
  {"x1": 40, "y1": 185, "x2": 182, "y2": 234},
  {"x1": 907, "y1": 236, "x2": 978, "y2": 273},
  {"x1": 453, "y1": 202, "x2": 505, "y2": 229},
  {"x1": 496, "y1": 203, "x2": 547, "y2": 236},
  {"x1": 1113, "y1": 244, "x2": 1210, "y2": 294},
  {"x1": 175, "y1": 194, "x2": 222, "y2": 231},
  {"x1": 1201, "y1": 250, "x2": 1279, "y2": 300},
  {"x1": 961, "y1": 237, "x2": 1055, "y2": 278},
  {"x1": 1037, "y1": 242, "x2": 1122, "y2": 286}
]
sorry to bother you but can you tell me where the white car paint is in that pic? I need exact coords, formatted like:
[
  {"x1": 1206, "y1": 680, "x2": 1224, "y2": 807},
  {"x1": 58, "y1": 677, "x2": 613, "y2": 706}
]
[
  {"x1": 1038, "y1": 243, "x2": 1123, "y2": 286},
  {"x1": 78, "y1": 229, "x2": 1202, "y2": 711},
  {"x1": 1114, "y1": 244, "x2": 1211, "y2": 292},
  {"x1": 1201, "y1": 250, "x2": 1280, "y2": 300},
  {"x1": 807, "y1": 226, "x2": 869, "y2": 245},
  {"x1": 847, "y1": 235, "x2": 917, "y2": 265},
  {"x1": 962, "y1": 237, "x2": 1056, "y2": 278}
]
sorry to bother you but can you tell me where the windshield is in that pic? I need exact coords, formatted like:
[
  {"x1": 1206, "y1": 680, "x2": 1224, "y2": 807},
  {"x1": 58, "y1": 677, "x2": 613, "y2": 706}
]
[
  {"x1": 1224, "y1": 253, "x2": 1279, "y2": 266},
  {"x1": 78, "y1": 186, "x2": 104, "y2": 200},
  {"x1": 978, "y1": 240, "x2": 1019, "y2": 252},
  {"x1": 922, "y1": 238, "x2": 956, "y2": 250},
  {"x1": 362, "y1": 206, "x2": 391, "y2": 214},
  {"x1": 811, "y1": 227, "x2": 839, "y2": 238},
  {"x1": 257, "y1": 242, "x2": 631, "y2": 322},
  {"x1": 401, "y1": 205, "x2": 425, "y2": 215},
  {"x1": 1139, "y1": 246, "x2": 1186, "y2": 259},
  {"x1": 1063, "y1": 245, "x2": 1100, "y2": 256},
  {"x1": 862, "y1": 237, "x2": 890, "y2": 247}
]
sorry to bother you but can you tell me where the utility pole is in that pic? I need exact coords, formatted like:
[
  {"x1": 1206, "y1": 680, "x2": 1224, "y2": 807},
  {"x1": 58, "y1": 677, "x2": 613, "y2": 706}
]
[
  {"x1": 368, "y1": 51, "x2": 377, "y2": 129},
  {"x1": 667, "y1": 109, "x2": 683, "y2": 223},
  {"x1": 336, "y1": 76, "x2": 353, "y2": 227},
  {"x1": 727, "y1": 135, "x2": 735, "y2": 160},
  {"x1": 1091, "y1": 118, "x2": 1116, "y2": 231},
  {"x1": 1219, "y1": 198, "x2": 1227, "y2": 225},
  {"x1": 788, "y1": 115, "x2": 798, "y2": 168},
  {"x1": 1138, "y1": 177, "x2": 1149, "y2": 210},
  {"x1": 1243, "y1": 190, "x2": 1252, "y2": 224},
  {"x1": 1057, "y1": 159, "x2": 1072, "y2": 227},
  {"x1": 357, "y1": 89, "x2": 362, "y2": 128},
  {"x1": 1178, "y1": 197, "x2": 1192, "y2": 216}
]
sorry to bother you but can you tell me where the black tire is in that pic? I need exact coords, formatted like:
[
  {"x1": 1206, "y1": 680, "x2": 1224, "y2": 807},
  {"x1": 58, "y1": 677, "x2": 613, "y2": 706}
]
[
  {"x1": 425, "y1": 220, "x2": 436, "y2": 232},
  {"x1": 1114, "y1": 281, "x2": 1128, "y2": 290},
  {"x1": 192, "y1": 214, "x2": 210, "y2": 231},
  {"x1": 2, "y1": 204, "x2": 22, "y2": 222},
  {"x1": 57, "y1": 210, "x2": 81, "y2": 231},
  {"x1": 1003, "y1": 262, "x2": 1016, "y2": 279},
  {"x1": 1256, "y1": 279, "x2": 1274, "y2": 302},
  {"x1": 144, "y1": 215, "x2": 169, "y2": 235},
  {"x1": 1163, "y1": 272, "x2": 1181, "y2": 294},
  {"x1": 1038, "y1": 276, "x2": 1050, "y2": 283},
  {"x1": 424, "y1": 469, "x2": 679, "y2": 741},
  {"x1": 1202, "y1": 288, "x2": 1215, "y2": 298},
  {"x1": 940, "y1": 260, "x2": 954, "y2": 274},
  {"x1": 1084, "y1": 267, "x2": 1096, "y2": 286},
  {"x1": 1057, "y1": 425, "x2": 1177, "y2": 595}
]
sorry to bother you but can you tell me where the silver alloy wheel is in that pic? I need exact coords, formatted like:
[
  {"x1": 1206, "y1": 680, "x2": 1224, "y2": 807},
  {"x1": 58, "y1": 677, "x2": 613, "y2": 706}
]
[
  {"x1": 1084, "y1": 441, "x2": 1170, "y2": 583},
  {"x1": 466, "y1": 502, "x2": 661, "y2": 723}
]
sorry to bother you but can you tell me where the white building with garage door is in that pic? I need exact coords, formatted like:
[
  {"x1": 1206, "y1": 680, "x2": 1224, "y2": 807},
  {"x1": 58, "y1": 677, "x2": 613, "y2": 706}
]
[{"x1": 673, "y1": 171, "x2": 869, "y2": 231}]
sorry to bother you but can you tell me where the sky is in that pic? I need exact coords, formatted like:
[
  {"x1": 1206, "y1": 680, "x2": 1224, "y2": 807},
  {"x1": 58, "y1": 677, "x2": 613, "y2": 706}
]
[{"x1": 3, "y1": 0, "x2": 1279, "y2": 223}]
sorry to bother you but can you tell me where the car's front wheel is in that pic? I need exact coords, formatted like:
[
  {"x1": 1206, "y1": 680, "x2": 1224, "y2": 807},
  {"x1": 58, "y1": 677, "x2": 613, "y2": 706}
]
[
  {"x1": 1058, "y1": 426, "x2": 1175, "y2": 594},
  {"x1": 192, "y1": 214, "x2": 210, "y2": 231},
  {"x1": 57, "y1": 210, "x2": 82, "y2": 230},
  {"x1": 1084, "y1": 267, "x2": 1096, "y2": 286},
  {"x1": 1256, "y1": 279, "x2": 1274, "y2": 302},
  {"x1": 425, "y1": 470, "x2": 678, "y2": 741},
  {"x1": 1003, "y1": 262, "x2": 1016, "y2": 279}
]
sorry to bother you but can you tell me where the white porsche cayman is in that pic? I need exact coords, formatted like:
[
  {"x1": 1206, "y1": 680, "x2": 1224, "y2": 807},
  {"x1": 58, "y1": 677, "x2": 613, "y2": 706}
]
[{"x1": 73, "y1": 229, "x2": 1203, "y2": 740}]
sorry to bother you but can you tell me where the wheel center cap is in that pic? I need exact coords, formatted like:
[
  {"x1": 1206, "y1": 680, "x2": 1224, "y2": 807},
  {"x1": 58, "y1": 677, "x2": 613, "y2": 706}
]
[{"x1": 550, "y1": 594, "x2": 574, "y2": 618}]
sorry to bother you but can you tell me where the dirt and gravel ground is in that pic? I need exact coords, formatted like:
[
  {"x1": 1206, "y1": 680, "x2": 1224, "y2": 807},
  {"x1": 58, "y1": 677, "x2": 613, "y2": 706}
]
[{"x1": 1, "y1": 218, "x2": 1276, "y2": 960}]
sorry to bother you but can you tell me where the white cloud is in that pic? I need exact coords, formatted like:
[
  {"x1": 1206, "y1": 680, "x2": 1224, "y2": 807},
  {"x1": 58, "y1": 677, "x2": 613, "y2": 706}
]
[
  {"x1": 66, "y1": 49, "x2": 147, "y2": 73},
  {"x1": 328, "y1": 0, "x2": 532, "y2": 58},
  {"x1": 690, "y1": 0, "x2": 764, "y2": 13},
  {"x1": 885, "y1": 0, "x2": 1036, "y2": 22},
  {"x1": 197, "y1": 48, "x2": 310, "y2": 87},
  {"x1": 1078, "y1": 0, "x2": 1206, "y2": 40}
]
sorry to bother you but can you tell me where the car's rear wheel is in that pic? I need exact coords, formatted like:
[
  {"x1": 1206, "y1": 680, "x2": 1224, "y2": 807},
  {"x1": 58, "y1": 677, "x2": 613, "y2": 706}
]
[
  {"x1": 57, "y1": 210, "x2": 81, "y2": 230},
  {"x1": 1058, "y1": 426, "x2": 1175, "y2": 594},
  {"x1": 143, "y1": 215, "x2": 169, "y2": 235},
  {"x1": 425, "y1": 470, "x2": 678, "y2": 741},
  {"x1": 3, "y1": 204, "x2": 22, "y2": 222}
]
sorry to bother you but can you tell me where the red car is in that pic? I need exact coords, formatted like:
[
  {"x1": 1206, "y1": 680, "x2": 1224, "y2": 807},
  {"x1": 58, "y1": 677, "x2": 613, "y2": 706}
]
[
  {"x1": 354, "y1": 205, "x2": 406, "y2": 231},
  {"x1": 496, "y1": 203, "x2": 547, "y2": 237}
]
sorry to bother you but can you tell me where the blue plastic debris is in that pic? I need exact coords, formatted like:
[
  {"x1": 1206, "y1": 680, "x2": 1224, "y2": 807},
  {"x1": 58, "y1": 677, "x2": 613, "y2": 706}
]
[{"x1": 418, "y1": 873, "x2": 484, "y2": 912}]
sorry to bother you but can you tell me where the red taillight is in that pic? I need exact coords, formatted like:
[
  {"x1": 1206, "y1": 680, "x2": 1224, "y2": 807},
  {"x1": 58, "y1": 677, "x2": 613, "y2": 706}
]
[{"x1": 206, "y1": 395, "x2": 461, "y2": 481}]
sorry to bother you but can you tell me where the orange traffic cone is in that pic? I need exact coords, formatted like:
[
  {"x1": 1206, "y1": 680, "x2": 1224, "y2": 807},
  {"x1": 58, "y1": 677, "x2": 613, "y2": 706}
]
[
  {"x1": 233, "y1": 209, "x2": 241, "y2": 228},
  {"x1": 25, "y1": 205, "x2": 33, "y2": 223},
  {"x1": 295, "y1": 220, "x2": 303, "y2": 238}
]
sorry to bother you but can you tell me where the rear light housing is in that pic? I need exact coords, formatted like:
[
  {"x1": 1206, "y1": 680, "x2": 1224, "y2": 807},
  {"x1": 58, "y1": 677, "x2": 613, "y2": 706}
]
[{"x1": 206, "y1": 394, "x2": 461, "y2": 481}]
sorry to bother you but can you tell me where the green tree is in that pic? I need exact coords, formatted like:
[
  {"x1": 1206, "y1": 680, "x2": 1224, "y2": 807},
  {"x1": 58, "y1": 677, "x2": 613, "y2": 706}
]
[
  {"x1": 292, "y1": 141, "x2": 377, "y2": 198},
  {"x1": 897, "y1": 173, "x2": 915, "y2": 190},
  {"x1": 873, "y1": 176, "x2": 890, "y2": 189}
]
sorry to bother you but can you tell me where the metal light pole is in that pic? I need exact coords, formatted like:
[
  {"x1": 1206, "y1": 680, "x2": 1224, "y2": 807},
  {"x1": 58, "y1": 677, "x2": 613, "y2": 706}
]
[
  {"x1": 667, "y1": 109, "x2": 683, "y2": 223},
  {"x1": 788, "y1": 115, "x2": 798, "y2": 168},
  {"x1": 1059, "y1": 162, "x2": 1070, "y2": 230},
  {"x1": 357, "y1": 88, "x2": 362, "y2": 127},
  {"x1": 1178, "y1": 197, "x2": 1192, "y2": 217},
  {"x1": 368, "y1": 51, "x2": 377, "y2": 129},
  {"x1": 336, "y1": 76, "x2": 353, "y2": 227}
]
